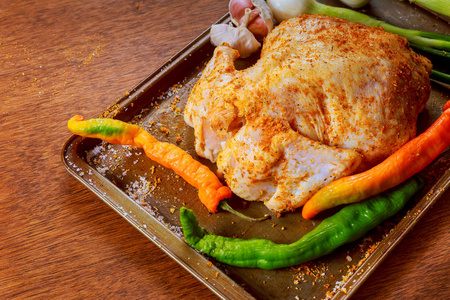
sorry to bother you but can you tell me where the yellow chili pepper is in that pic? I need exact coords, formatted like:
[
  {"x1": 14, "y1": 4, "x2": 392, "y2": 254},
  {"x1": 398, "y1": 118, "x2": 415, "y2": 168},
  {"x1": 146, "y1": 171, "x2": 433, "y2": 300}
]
[
  {"x1": 302, "y1": 101, "x2": 450, "y2": 219},
  {"x1": 68, "y1": 115, "x2": 231, "y2": 212}
]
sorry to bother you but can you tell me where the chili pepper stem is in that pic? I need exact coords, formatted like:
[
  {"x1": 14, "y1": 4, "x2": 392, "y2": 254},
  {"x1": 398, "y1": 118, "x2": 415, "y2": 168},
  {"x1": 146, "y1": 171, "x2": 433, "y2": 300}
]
[{"x1": 218, "y1": 201, "x2": 271, "y2": 222}]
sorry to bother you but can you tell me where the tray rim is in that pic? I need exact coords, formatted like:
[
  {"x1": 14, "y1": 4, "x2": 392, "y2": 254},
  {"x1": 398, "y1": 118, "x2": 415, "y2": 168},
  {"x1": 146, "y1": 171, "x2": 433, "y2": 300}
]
[{"x1": 61, "y1": 135, "x2": 255, "y2": 300}]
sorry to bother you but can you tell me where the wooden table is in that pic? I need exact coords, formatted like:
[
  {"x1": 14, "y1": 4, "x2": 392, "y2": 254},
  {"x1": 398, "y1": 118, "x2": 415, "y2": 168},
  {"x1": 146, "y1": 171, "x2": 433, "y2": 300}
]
[{"x1": 1, "y1": 0, "x2": 448, "y2": 299}]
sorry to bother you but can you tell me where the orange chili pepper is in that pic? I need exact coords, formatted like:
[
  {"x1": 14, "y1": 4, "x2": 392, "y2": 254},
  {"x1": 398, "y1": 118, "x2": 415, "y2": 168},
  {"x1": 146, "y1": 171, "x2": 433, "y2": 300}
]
[
  {"x1": 68, "y1": 115, "x2": 231, "y2": 212},
  {"x1": 302, "y1": 100, "x2": 450, "y2": 219}
]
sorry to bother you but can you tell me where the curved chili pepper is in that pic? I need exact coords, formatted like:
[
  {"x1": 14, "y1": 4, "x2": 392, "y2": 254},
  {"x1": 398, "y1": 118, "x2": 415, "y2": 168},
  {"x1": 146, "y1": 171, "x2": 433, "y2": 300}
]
[
  {"x1": 68, "y1": 115, "x2": 231, "y2": 212},
  {"x1": 302, "y1": 100, "x2": 450, "y2": 219},
  {"x1": 181, "y1": 177, "x2": 423, "y2": 269}
]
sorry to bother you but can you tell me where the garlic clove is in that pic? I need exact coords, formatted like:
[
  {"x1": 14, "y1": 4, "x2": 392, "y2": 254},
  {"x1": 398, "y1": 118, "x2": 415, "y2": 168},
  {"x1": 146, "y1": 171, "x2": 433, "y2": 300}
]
[
  {"x1": 229, "y1": 0, "x2": 253, "y2": 24},
  {"x1": 246, "y1": 9, "x2": 270, "y2": 40},
  {"x1": 229, "y1": 0, "x2": 274, "y2": 40},
  {"x1": 251, "y1": 0, "x2": 274, "y2": 34},
  {"x1": 210, "y1": 23, "x2": 261, "y2": 58}
]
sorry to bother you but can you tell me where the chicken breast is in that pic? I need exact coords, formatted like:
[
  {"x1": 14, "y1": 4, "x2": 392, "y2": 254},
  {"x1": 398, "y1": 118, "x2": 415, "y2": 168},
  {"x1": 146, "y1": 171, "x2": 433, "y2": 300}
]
[
  {"x1": 216, "y1": 116, "x2": 362, "y2": 211},
  {"x1": 184, "y1": 15, "x2": 431, "y2": 213}
]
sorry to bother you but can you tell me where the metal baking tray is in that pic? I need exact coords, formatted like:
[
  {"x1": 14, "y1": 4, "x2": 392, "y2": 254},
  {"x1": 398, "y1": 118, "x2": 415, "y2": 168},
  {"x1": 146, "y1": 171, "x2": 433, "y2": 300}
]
[{"x1": 62, "y1": 1, "x2": 450, "y2": 299}]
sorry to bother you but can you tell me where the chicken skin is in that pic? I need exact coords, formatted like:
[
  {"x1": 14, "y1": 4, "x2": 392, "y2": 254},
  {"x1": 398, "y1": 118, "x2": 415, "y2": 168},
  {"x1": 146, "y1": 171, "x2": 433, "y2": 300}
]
[{"x1": 184, "y1": 15, "x2": 432, "y2": 213}]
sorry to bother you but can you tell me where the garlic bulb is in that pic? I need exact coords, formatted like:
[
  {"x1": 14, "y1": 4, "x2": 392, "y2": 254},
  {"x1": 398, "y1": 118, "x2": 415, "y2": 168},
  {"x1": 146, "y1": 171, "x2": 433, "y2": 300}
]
[
  {"x1": 229, "y1": 0, "x2": 274, "y2": 40},
  {"x1": 210, "y1": 8, "x2": 262, "y2": 58}
]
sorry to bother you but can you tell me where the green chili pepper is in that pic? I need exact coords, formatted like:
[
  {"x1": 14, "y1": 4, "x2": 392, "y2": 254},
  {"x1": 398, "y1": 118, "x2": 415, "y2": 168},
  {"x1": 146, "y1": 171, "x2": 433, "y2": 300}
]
[{"x1": 180, "y1": 176, "x2": 423, "y2": 269}]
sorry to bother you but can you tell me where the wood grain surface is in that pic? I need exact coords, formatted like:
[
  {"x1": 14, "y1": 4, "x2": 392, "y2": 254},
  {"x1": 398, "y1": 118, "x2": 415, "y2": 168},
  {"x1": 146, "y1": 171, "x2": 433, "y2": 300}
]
[{"x1": 0, "y1": 0, "x2": 448, "y2": 299}]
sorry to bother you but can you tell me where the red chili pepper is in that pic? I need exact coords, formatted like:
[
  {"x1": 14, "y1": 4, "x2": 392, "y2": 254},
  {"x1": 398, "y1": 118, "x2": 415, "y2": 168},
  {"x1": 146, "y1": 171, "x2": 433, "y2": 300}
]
[
  {"x1": 68, "y1": 115, "x2": 231, "y2": 212},
  {"x1": 302, "y1": 100, "x2": 450, "y2": 219}
]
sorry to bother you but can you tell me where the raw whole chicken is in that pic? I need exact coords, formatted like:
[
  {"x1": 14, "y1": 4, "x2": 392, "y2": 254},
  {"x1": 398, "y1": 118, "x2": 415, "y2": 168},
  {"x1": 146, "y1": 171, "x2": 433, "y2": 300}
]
[{"x1": 184, "y1": 15, "x2": 432, "y2": 213}]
